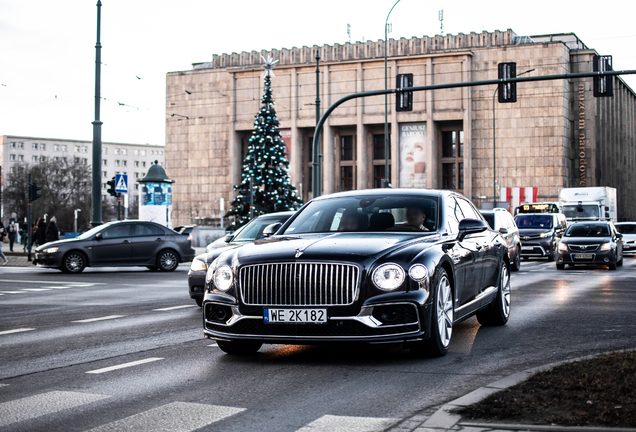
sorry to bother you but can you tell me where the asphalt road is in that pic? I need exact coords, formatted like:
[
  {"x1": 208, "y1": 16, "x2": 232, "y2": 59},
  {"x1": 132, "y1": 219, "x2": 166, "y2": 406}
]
[{"x1": 1, "y1": 258, "x2": 635, "y2": 432}]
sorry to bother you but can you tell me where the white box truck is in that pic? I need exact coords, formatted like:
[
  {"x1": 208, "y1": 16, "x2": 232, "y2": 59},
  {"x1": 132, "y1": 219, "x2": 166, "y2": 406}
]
[{"x1": 558, "y1": 187, "x2": 617, "y2": 223}]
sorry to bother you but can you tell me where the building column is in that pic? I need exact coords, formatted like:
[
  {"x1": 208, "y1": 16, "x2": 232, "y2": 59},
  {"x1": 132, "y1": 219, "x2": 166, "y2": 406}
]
[
  {"x1": 228, "y1": 72, "x2": 241, "y2": 203},
  {"x1": 323, "y1": 65, "x2": 336, "y2": 194},
  {"x1": 356, "y1": 63, "x2": 368, "y2": 189},
  {"x1": 462, "y1": 55, "x2": 473, "y2": 200},
  {"x1": 390, "y1": 60, "x2": 399, "y2": 187},
  {"x1": 290, "y1": 68, "x2": 302, "y2": 191},
  {"x1": 426, "y1": 58, "x2": 436, "y2": 189}
]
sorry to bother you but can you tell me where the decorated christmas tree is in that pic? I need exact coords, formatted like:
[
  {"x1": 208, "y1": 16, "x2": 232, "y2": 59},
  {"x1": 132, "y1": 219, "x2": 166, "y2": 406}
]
[{"x1": 225, "y1": 56, "x2": 302, "y2": 231}]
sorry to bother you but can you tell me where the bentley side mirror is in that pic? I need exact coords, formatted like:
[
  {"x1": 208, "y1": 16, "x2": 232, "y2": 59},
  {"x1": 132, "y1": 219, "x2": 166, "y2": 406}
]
[
  {"x1": 263, "y1": 223, "x2": 282, "y2": 238},
  {"x1": 499, "y1": 227, "x2": 509, "y2": 234},
  {"x1": 458, "y1": 218, "x2": 488, "y2": 241},
  {"x1": 223, "y1": 233, "x2": 233, "y2": 243}
]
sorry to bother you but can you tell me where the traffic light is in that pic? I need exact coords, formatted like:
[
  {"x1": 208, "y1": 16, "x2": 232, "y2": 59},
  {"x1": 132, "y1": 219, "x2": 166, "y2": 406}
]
[
  {"x1": 498, "y1": 62, "x2": 517, "y2": 103},
  {"x1": 396, "y1": 73, "x2": 413, "y2": 112},
  {"x1": 106, "y1": 177, "x2": 117, "y2": 197},
  {"x1": 593, "y1": 55, "x2": 613, "y2": 97},
  {"x1": 29, "y1": 183, "x2": 43, "y2": 202}
]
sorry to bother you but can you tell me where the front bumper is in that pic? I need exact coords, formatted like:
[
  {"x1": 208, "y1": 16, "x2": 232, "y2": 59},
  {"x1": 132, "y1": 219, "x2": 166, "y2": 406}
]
[
  {"x1": 519, "y1": 238, "x2": 554, "y2": 257},
  {"x1": 557, "y1": 249, "x2": 617, "y2": 265},
  {"x1": 188, "y1": 270, "x2": 206, "y2": 302},
  {"x1": 202, "y1": 290, "x2": 432, "y2": 345},
  {"x1": 33, "y1": 252, "x2": 63, "y2": 268},
  {"x1": 623, "y1": 243, "x2": 636, "y2": 254}
]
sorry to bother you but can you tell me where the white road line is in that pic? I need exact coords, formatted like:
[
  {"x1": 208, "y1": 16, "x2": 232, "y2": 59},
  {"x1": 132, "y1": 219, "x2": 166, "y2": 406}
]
[
  {"x1": 0, "y1": 279, "x2": 103, "y2": 285},
  {"x1": 45, "y1": 286, "x2": 73, "y2": 289},
  {"x1": 153, "y1": 305, "x2": 197, "y2": 311},
  {"x1": 296, "y1": 415, "x2": 399, "y2": 432},
  {"x1": 86, "y1": 357, "x2": 163, "y2": 374},
  {"x1": 72, "y1": 315, "x2": 125, "y2": 323},
  {"x1": 0, "y1": 391, "x2": 108, "y2": 427},
  {"x1": 0, "y1": 328, "x2": 35, "y2": 336},
  {"x1": 21, "y1": 288, "x2": 52, "y2": 292},
  {"x1": 0, "y1": 291, "x2": 28, "y2": 294},
  {"x1": 208, "y1": 343, "x2": 218, "y2": 347},
  {"x1": 86, "y1": 402, "x2": 244, "y2": 432},
  {"x1": 0, "y1": 384, "x2": 8, "y2": 387}
]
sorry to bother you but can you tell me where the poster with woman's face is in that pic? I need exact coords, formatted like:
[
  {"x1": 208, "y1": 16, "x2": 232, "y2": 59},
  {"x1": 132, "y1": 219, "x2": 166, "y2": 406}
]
[{"x1": 399, "y1": 123, "x2": 427, "y2": 188}]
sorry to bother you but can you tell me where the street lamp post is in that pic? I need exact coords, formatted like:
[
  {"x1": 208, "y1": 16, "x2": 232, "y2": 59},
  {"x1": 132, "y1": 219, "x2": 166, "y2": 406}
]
[
  {"x1": 91, "y1": 0, "x2": 103, "y2": 226},
  {"x1": 384, "y1": 0, "x2": 401, "y2": 188},
  {"x1": 492, "y1": 68, "x2": 534, "y2": 208}
]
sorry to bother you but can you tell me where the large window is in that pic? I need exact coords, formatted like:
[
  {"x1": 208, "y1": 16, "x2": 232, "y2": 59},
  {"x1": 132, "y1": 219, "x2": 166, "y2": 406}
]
[
  {"x1": 440, "y1": 128, "x2": 464, "y2": 191},
  {"x1": 373, "y1": 134, "x2": 391, "y2": 188},
  {"x1": 338, "y1": 135, "x2": 356, "y2": 192},
  {"x1": 341, "y1": 166, "x2": 354, "y2": 191},
  {"x1": 341, "y1": 136, "x2": 354, "y2": 161}
]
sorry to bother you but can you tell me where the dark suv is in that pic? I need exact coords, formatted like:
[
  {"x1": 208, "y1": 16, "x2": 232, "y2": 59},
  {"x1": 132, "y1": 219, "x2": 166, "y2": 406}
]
[
  {"x1": 514, "y1": 213, "x2": 567, "y2": 261},
  {"x1": 481, "y1": 208, "x2": 522, "y2": 271}
]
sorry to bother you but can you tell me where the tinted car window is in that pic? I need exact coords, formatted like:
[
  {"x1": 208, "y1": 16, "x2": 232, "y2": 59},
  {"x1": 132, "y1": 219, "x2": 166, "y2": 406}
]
[
  {"x1": 234, "y1": 215, "x2": 289, "y2": 241},
  {"x1": 101, "y1": 225, "x2": 130, "y2": 239},
  {"x1": 133, "y1": 224, "x2": 164, "y2": 237},
  {"x1": 284, "y1": 195, "x2": 438, "y2": 234},
  {"x1": 446, "y1": 198, "x2": 461, "y2": 233},
  {"x1": 615, "y1": 223, "x2": 636, "y2": 234},
  {"x1": 457, "y1": 198, "x2": 481, "y2": 220},
  {"x1": 566, "y1": 223, "x2": 610, "y2": 237},
  {"x1": 482, "y1": 213, "x2": 495, "y2": 230},
  {"x1": 514, "y1": 215, "x2": 553, "y2": 229}
]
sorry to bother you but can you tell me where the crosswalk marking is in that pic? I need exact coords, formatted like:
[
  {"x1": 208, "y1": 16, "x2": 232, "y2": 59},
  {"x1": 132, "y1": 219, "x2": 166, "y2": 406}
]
[
  {"x1": 153, "y1": 305, "x2": 197, "y2": 311},
  {"x1": 86, "y1": 402, "x2": 244, "y2": 432},
  {"x1": 295, "y1": 415, "x2": 399, "y2": 432},
  {"x1": 72, "y1": 315, "x2": 125, "y2": 323},
  {"x1": 86, "y1": 357, "x2": 163, "y2": 374},
  {"x1": 0, "y1": 391, "x2": 108, "y2": 427},
  {"x1": 0, "y1": 328, "x2": 35, "y2": 336}
]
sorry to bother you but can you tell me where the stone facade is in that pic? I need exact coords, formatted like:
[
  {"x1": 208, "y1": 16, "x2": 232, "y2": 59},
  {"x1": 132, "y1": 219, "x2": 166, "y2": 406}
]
[{"x1": 166, "y1": 30, "x2": 636, "y2": 226}]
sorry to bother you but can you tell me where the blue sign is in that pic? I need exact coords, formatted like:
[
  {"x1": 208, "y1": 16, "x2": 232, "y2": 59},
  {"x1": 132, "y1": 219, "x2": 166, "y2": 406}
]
[
  {"x1": 115, "y1": 174, "x2": 128, "y2": 193},
  {"x1": 141, "y1": 182, "x2": 172, "y2": 206}
]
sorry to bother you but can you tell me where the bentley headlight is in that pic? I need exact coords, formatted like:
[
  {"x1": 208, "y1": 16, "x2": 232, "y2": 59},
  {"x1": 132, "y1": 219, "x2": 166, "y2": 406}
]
[
  {"x1": 373, "y1": 263, "x2": 405, "y2": 291},
  {"x1": 408, "y1": 264, "x2": 429, "y2": 282},
  {"x1": 43, "y1": 247, "x2": 59, "y2": 254},
  {"x1": 213, "y1": 265, "x2": 234, "y2": 291},
  {"x1": 190, "y1": 258, "x2": 207, "y2": 272},
  {"x1": 539, "y1": 231, "x2": 552, "y2": 238},
  {"x1": 558, "y1": 242, "x2": 568, "y2": 252},
  {"x1": 600, "y1": 242, "x2": 612, "y2": 251}
]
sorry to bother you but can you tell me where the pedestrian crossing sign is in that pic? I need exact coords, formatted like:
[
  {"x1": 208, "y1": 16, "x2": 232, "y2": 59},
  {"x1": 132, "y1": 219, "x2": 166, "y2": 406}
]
[{"x1": 115, "y1": 174, "x2": 128, "y2": 193}]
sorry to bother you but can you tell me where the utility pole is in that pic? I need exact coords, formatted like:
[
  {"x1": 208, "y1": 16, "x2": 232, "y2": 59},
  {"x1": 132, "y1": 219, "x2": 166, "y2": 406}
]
[
  {"x1": 384, "y1": 0, "x2": 401, "y2": 188},
  {"x1": 27, "y1": 173, "x2": 32, "y2": 262},
  {"x1": 91, "y1": 0, "x2": 103, "y2": 226}
]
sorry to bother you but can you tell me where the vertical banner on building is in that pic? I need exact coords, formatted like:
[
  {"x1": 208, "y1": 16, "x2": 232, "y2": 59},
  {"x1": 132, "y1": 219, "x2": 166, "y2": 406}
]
[
  {"x1": 279, "y1": 129, "x2": 292, "y2": 164},
  {"x1": 399, "y1": 123, "x2": 427, "y2": 188},
  {"x1": 500, "y1": 187, "x2": 538, "y2": 212}
]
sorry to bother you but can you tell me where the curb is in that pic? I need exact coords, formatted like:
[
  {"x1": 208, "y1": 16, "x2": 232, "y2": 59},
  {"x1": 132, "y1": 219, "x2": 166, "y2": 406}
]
[{"x1": 420, "y1": 348, "x2": 636, "y2": 432}]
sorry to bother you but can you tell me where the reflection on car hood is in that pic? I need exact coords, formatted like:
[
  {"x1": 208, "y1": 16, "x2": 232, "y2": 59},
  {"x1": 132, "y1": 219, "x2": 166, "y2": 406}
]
[
  {"x1": 518, "y1": 228, "x2": 552, "y2": 236},
  {"x1": 234, "y1": 232, "x2": 438, "y2": 264},
  {"x1": 561, "y1": 236, "x2": 611, "y2": 244},
  {"x1": 35, "y1": 237, "x2": 85, "y2": 251}
]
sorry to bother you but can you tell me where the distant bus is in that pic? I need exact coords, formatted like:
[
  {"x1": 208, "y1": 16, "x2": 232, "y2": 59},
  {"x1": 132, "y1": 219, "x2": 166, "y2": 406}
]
[{"x1": 515, "y1": 202, "x2": 560, "y2": 215}]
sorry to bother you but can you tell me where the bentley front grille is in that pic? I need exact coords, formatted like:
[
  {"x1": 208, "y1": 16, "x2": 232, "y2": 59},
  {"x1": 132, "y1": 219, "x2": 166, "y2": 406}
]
[{"x1": 239, "y1": 263, "x2": 359, "y2": 306}]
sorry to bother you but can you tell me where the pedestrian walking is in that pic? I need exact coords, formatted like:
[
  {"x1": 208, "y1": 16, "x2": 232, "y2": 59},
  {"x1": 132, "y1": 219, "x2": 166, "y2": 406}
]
[
  {"x1": 19, "y1": 223, "x2": 27, "y2": 252},
  {"x1": 0, "y1": 222, "x2": 7, "y2": 265},
  {"x1": 34, "y1": 218, "x2": 46, "y2": 247},
  {"x1": 45, "y1": 217, "x2": 60, "y2": 243},
  {"x1": 7, "y1": 219, "x2": 17, "y2": 252}
]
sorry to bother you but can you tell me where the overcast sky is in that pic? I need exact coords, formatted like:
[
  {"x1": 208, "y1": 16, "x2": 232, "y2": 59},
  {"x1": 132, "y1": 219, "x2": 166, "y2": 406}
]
[{"x1": 2, "y1": 0, "x2": 635, "y2": 146}]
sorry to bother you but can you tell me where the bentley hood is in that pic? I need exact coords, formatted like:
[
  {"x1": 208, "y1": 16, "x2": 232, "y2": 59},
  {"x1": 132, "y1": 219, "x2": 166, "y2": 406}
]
[{"x1": 232, "y1": 232, "x2": 439, "y2": 264}]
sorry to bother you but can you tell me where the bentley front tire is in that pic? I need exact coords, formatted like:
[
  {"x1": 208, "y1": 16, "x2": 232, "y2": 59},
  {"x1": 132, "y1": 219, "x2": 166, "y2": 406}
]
[
  {"x1": 476, "y1": 263, "x2": 511, "y2": 326},
  {"x1": 411, "y1": 268, "x2": 453, "y2": 358},
  {"x1": 217, "y1": 340, "x2": 263, "y2": 355}
]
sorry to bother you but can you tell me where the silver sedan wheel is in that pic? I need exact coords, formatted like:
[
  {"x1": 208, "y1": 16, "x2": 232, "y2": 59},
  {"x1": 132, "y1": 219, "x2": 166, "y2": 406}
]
[
  {"x1": 158, "y1": 251, "x2": 178, "y2": 271},
  {"x1": 437, "y1": 275, "x2": 453, "y2": 348},
  {"x1": 500, "y1": 264, "x2": 511, "y2": 318}
]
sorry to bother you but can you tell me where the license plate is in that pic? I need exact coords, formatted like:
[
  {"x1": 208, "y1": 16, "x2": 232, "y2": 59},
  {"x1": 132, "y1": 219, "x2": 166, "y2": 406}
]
[
  {"x1": 264, "y1": 308, "x2": 327, "y2": 324},
  {"x1": 521, "y1": 246, "x2": 534, "y2": 251},
  {"x1": 573, "y1": 253, "x2": 594, "y2": 260}
]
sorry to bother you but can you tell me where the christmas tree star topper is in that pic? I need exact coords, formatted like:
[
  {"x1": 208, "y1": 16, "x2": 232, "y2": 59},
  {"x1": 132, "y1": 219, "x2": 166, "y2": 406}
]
[{"x1": 261, "y1": 55, "x2": 279, "y2": 78}]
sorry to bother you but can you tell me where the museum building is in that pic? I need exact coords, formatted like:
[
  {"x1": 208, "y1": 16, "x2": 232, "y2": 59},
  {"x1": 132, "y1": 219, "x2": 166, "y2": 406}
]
[{"x1": 165, "y1": 29, "x2": 636, "y2": 226}]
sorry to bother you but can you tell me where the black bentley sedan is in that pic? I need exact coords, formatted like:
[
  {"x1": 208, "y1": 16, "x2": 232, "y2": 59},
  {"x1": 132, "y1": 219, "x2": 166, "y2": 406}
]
[
  {"x1": 189, "y1": 211, "x2": 295, "y2": 306},
  {"x1": 202, "y1": 189, "x2": 512, "y2": 357},
  {"x1": 556, "y1": 221, "x2": 624, "y2": 270},
  {"x1": 34, "y1": 220, "x2": 195, "y2": 273}
]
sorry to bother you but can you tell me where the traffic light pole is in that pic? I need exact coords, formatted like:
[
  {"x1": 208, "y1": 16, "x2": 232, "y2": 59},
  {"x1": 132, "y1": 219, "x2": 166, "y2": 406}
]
[
  {"x1": 27, "y1": 173, "x2": 32, "y2": 262},
  {"x1": 91, "y1": 0, "x2": 103, "y2": 227},
  {"x1": 310, "y1": 68, "x2": 636, "y2": 198}
]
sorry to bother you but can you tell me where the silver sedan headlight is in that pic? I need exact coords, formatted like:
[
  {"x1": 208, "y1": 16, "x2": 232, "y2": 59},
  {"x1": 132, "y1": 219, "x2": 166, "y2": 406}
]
[
  {"x1": 372, "y1": 263, "x2": 405, "y2": 291},
  {"x1": 189, "y1": 258, "x2": 207, "y2": 272},
  {"x1": 212, "y1": 265, "x2": 234, "y2": 291}
]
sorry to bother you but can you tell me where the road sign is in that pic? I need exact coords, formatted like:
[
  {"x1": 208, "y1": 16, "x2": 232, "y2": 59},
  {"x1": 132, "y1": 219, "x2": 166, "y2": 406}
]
[{"x1": 115, "y1": 174, "x2": 128, "y2": 193}]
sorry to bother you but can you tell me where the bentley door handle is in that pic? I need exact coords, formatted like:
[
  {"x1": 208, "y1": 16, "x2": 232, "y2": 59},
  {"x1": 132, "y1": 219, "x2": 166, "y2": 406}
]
[{"x1": 155, "y1": 238, "x2": 163, "y2": 242}]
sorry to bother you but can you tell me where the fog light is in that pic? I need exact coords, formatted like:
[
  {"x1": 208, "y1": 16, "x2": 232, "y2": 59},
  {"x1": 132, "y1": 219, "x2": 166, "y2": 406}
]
[
  {"x1": 213, "y1": 306, "x2": 228, "y2": 321},
  {"x1": 604, "y1": 257, "x2": 610, "y2": 262}
]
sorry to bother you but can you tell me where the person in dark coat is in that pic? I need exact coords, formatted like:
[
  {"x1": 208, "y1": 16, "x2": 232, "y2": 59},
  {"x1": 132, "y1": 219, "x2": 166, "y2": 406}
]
[
  {"x1": 7, "y1": 219, "x2": 17, "y2": 252},
  {"x1": 45, "y1": 217, "x2": 60, "y2": 243},
  {"x1": 35, "y1": 218, "x2": 47, "y2": 247}
]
